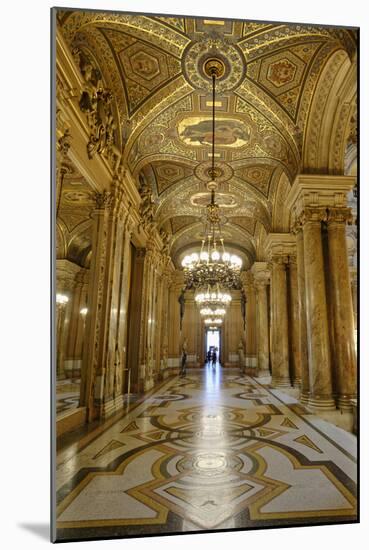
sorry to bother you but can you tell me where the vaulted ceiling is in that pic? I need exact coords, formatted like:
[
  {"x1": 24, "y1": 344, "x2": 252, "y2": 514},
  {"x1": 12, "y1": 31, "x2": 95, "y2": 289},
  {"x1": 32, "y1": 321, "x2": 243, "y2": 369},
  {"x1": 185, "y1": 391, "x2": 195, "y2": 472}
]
[{"x1": 57, "y1": 10, "x2": 357, "y2": 268}]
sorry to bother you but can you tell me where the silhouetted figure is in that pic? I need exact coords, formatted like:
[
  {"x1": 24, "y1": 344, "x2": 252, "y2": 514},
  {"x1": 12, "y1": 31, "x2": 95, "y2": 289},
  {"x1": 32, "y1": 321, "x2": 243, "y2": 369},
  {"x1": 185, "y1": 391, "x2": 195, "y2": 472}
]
[
  {"x1": 207, "y1": 349, "x2": 212, "y2": 364},
  {"x1": 180, "y1": 351, "x2": 187, "y2": 377},
  {"x1": 211, "y1": 350, "x2": 217, "y2": 370}
]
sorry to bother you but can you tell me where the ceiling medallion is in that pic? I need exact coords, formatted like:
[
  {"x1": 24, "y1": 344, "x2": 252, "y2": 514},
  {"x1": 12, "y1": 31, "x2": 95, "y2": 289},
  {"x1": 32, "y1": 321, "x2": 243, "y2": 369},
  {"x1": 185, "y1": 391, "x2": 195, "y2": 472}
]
[
  {"x1": 182, "y1": 38, "x2": 246, "y2": 93},
  {"x1": 195, "y1": 160, "x2": 234, "y2": 184}
]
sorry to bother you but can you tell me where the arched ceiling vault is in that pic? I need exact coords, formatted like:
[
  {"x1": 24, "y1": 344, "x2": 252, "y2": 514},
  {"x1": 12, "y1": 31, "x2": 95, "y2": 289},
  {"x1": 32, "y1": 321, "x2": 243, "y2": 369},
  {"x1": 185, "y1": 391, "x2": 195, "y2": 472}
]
[{"x1": 58, "y1": 10, "x2": 357, "y2": 268}]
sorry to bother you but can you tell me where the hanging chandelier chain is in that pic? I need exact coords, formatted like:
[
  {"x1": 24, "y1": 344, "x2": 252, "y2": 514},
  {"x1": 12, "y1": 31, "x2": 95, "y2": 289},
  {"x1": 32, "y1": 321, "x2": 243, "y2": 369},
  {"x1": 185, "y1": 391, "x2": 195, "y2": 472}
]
[
  {"x1": 211, "y1": 72, "x2": 216, "y2": 206},
  {"x1": 181, "y1": 56, "x2": 242, "y2": 300}
]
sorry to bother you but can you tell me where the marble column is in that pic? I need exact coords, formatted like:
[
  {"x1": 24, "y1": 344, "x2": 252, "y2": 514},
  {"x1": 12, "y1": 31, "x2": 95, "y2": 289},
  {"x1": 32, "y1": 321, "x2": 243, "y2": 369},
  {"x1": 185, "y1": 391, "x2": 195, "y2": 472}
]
[
  {"x1": 79, "y1": 185, "x2": 129, "y2": 420},
  {"x1": 65, "y1": 267, "x2": 89, "y2": 379},
  {"x1": 56, "y1": 300, "x2": 68, "y2": 379},
  {"x1": 137, "y1": 241, "x2": 159, "y2": 392},
  {"x1": 301, "y1": 208, "x2": 335, "y2": 410},
  {"x1": 294, "y1": 226, "x2": 310, "y2": 404},
  {"x1": 270, "y1": 256, "x2": 290, "y2": 387},
  {"x1": 114, "y1": 218, "x2": 134, "y2": 400},
  {"x1": 159, "y1": 266, "x2": 172, "y2": 379},
  {"x1": 255, "y1": 280, "x2": 270, "y2": 377},
  {"x1": 80, "y1": 191, "x2": 111, "y2": 419},
  {"x1": 56, "y1": 128, "x2": 72, "y2": 216},
  {"x1": 350, "y1": 268, "x2": 357, "y2": 331},
  {"x1": 241, "y1": 272, "x2": 257, "y2": 369},
  {"x1": 287, "y1": 255, "x2": 301, "y2": 387},
  {"x1": 127, "y1": 248, "x2": 146, "y2": 393},
  {"x1": 327, "y1": 207, "x2": 356, "y2": 410}
]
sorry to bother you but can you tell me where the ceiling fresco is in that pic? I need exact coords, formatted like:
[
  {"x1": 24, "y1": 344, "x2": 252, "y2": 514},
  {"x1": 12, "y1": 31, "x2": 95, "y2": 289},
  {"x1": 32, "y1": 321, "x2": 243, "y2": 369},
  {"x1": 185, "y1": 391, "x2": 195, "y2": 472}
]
[
  {"x1": 57, "y1": 10, "x2": 357, "y2": 268},
  {"x1": 56, "y1": 158, "x2": 93, "y2": 268}
]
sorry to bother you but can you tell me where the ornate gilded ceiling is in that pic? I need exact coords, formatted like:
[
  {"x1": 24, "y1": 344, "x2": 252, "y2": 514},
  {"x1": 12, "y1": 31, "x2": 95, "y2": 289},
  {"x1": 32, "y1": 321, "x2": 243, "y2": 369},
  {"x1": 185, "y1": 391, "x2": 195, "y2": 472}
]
[
  {"x1": 56, "y1": 158, "x2": 93, "y2": 268},
  {"x1": 57, "y1": 10, "x2": 357, "y2": 268}
]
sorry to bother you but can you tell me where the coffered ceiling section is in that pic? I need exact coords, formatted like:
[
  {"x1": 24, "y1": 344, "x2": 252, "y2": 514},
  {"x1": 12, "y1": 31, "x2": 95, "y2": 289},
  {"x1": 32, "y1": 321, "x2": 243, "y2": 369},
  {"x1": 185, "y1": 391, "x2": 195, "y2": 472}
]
[{"x1": 57, "y1": 10, "x2": 357, "y2": 264}]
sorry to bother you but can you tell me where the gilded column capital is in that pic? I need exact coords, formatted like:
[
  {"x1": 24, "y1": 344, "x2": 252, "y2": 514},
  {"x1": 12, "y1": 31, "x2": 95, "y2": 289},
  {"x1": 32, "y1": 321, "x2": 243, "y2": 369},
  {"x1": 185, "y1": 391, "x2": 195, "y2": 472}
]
[
  {"x1": 288, "y1": 253, "x2": 297, "y2": 266},
  {"x1": 94, "y1": 190, "x2": 113, "y2": 210},
  {"x1": 271, "y1": 254, "x2": 289, "y2": 267},
  {"x1": 298, "y1": 206, "x2": 327, "y2": 225},
  {"x1": 326, "y1": 207, "x2": 353, "y2": 226}
]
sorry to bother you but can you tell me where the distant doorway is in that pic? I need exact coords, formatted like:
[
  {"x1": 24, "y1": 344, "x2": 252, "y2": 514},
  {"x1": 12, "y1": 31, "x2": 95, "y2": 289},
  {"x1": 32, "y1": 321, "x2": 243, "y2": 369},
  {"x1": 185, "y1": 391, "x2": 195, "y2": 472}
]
[{"x1": 205, "y1": 328, "x2": 221, "y2": 365}]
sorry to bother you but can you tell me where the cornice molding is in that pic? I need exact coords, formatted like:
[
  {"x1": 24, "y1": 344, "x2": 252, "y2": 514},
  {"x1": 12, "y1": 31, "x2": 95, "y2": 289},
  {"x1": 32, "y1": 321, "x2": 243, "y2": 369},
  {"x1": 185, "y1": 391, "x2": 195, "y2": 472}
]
[
  {"x1": 264, "y1": 233, "x2": 296, "y2": 259},
  {"x1": 287, "y1": 174, "x2": 356, "y2": 212}
]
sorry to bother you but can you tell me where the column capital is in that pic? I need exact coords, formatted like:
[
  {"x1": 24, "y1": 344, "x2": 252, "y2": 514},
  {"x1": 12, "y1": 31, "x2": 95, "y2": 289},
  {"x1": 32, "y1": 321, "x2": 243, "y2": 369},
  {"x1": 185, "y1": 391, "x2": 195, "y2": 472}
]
[
  {"x1": 251, "y1": 261, "x2": 270, "y2": 286},
  {"x1": 288, "y1": 253, "x2": 297, "y2": 266},
  {"x1": 94, "y1": 190, "x2": 113, "y2": 210},
  {"x1": 286, "y1": 174, "x2": 356, "y2": 223},
  {"x1": 326, "y1": 207, "x2": 353, "y2": 226},
  {"x1": 298, "y1": 206, "x2": 327, "y2": 225},
  {"x1": 271, "y1": 254, "x2": 289, "y2": 267}
]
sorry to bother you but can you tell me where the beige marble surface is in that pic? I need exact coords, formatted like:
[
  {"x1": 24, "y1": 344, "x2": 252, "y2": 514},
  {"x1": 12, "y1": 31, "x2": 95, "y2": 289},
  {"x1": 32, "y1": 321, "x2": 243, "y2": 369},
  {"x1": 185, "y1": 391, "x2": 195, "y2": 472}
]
[{"x1": 56, "y1": 368, "x2": 357, "y2": 541}]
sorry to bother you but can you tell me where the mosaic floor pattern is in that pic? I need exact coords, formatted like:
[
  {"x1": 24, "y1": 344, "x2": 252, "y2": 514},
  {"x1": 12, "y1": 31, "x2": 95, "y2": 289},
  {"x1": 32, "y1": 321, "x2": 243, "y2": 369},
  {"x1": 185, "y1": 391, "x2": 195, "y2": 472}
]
[
  {"x1": 55, "y1": 368, "x2": 357, "y2": 541},
  {"x1": 56, "y1": 378, "x2": 80, "y2": 415}
]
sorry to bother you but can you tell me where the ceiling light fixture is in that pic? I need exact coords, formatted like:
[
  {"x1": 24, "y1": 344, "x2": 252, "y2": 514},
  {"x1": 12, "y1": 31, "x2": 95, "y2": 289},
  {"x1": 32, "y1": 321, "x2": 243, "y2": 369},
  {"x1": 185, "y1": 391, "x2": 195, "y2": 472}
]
[{"x1": 181, "y1": 58, "x2": 242, "y2": 291}]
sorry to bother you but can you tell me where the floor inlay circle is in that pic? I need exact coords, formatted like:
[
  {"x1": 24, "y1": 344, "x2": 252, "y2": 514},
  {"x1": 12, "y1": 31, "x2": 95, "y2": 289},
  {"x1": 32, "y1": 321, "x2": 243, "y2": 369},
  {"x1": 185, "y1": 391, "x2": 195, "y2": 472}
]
[{"x1": 177, "y1": 451, "x2": 243, "y2": 477}]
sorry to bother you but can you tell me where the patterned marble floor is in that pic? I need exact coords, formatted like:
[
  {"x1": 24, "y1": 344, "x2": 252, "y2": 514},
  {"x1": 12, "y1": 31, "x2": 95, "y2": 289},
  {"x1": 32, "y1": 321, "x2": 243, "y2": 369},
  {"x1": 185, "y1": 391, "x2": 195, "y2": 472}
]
[
  {"x1": 55, "y1": 367, "x2": 357, "y2": 541},
  {"x1": 56, "y1": 379, "x2": 80, "y2": 415}
]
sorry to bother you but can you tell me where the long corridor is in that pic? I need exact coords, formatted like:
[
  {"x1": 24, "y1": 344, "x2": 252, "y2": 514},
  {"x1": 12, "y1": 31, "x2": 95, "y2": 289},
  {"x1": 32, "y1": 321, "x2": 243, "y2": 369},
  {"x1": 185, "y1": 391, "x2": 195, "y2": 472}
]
[{"x1": 56, "y1": 368, "x2": 357, "y2": 541}]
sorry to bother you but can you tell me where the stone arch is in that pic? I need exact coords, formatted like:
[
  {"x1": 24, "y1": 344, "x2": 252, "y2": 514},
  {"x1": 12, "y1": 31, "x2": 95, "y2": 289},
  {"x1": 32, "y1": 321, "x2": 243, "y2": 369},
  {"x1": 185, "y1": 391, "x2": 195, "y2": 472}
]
[
  {"x1": 271, "y1": 170, "x2": 293, "y2": 232},
  {"x1": 303, "y1": 48, "x2": 356, "y2": 174},
  {"x1": 56, "y1": 220, "x2": 68, "y2": 259}
]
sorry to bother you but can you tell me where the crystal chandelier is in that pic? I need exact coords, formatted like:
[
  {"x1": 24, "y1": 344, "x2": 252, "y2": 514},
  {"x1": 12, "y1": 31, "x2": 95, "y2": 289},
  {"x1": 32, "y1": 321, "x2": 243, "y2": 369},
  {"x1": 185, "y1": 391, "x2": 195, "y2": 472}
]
[
  {"x1": 204, "y1": 317, "x2": 223, "y2": 325},
  {"x1": 181, "y1": 59, "x2": 242, "y2": 291},
  {"x1": 199, "y1": 307, "x2": 226, "y2": 316},
  {"x1": 194, "y1": 286, "x2": 232, "y2": 306}
]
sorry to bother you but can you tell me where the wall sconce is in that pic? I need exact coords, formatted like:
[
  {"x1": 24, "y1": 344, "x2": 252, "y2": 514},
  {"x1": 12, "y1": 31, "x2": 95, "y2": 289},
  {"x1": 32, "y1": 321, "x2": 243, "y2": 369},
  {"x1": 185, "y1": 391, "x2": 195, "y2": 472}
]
[{"x1": 80, "y1": 307, "x2": 88, "y2": 316}]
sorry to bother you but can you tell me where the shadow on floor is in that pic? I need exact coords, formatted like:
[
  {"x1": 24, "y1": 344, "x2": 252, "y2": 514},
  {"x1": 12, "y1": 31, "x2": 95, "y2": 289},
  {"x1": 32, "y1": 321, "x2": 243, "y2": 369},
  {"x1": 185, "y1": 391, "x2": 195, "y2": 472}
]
[{"x1": 18, "y1": 523, "x2": 49, "y2": 541}]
